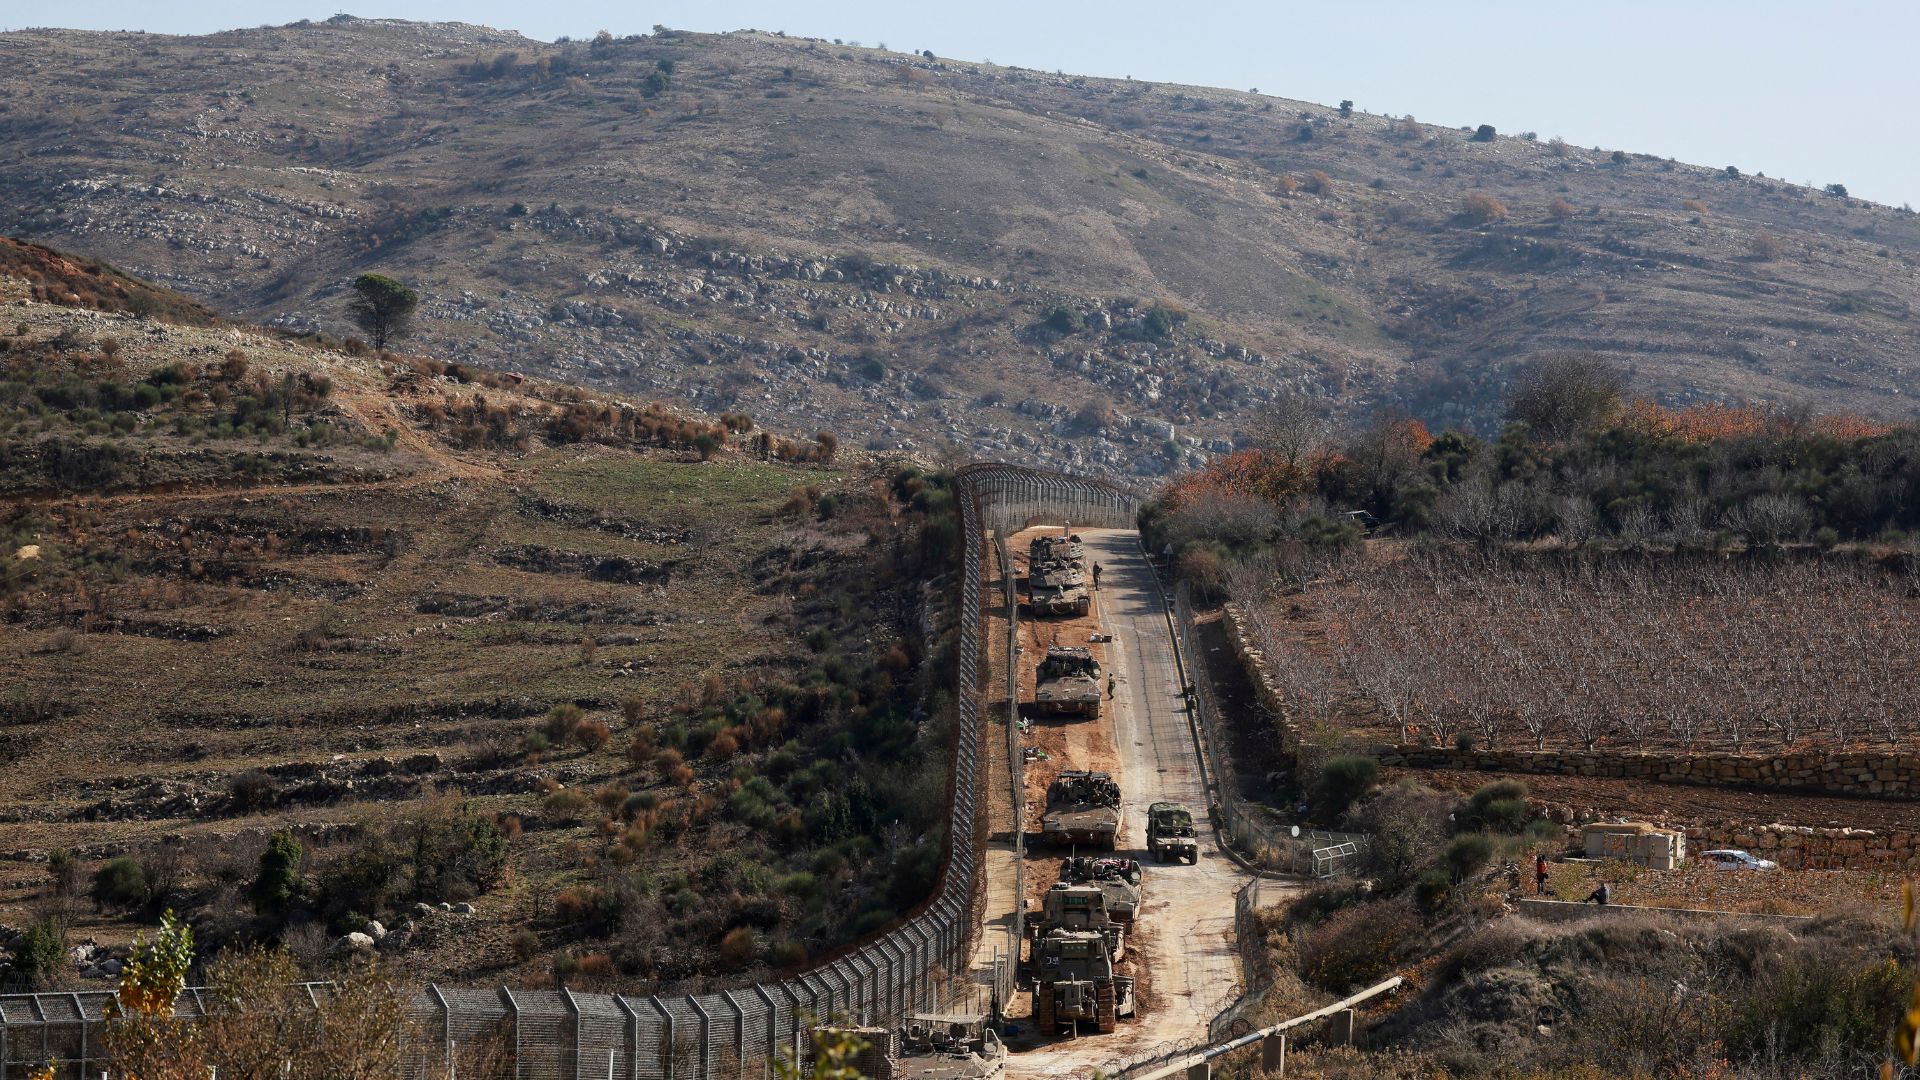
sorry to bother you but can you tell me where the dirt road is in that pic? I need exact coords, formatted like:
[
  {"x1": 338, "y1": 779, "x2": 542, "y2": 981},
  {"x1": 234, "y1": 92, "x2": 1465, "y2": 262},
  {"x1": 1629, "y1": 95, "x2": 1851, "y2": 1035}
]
[{"x1": 1007, "y1": 529, "x2": 1250, "y2": 1077}]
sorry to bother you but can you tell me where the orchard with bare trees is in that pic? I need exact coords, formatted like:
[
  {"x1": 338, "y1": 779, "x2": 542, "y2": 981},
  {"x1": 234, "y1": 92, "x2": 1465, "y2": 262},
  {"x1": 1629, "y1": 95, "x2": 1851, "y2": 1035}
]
[{"x1": 1236, "y1": 548, "x2": 1920, "y2": 755}]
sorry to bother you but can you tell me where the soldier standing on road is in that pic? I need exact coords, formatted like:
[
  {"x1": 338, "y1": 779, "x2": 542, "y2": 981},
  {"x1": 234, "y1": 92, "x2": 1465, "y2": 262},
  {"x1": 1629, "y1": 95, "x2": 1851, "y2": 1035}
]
[
  {"x1": 1107, "y1": 674, "x2": 1115, "y2": 699},
  {"x1": 1092, "y1": 562, "x2": 1103, "y2": 590}
]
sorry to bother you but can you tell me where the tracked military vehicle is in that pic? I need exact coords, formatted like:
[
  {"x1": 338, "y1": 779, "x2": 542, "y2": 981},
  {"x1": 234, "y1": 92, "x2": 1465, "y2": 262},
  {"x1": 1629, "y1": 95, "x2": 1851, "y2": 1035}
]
[
  {"x1": 1146, "y1": 801, "x2": 1199, "y2": 864},
  {"x1": 1028, "y1": 534, "x2": 1085, "y2": 568},
  {"x1": 894, "y1": 1013, "x2": 1006, "y2": 1080},
  {"x1": 1032, "y1": 647, "x2": 1102, "y2": 719},
  {"x1": 1026, "y1": 535, "x2": 1092, "y2": 617},
  {"x1": 1039, "y1": 771, "x2": 1122, "y2": 849},
  {"x1": 1032, "y1": 882, "x2": 1126, "y2": 962},
  {"x1": 1032, "y1": 929, "x2": 1134, "y2": 1036},
  {"x1": 1059, "y1": 855, "x2": 1142, "y2": 923}
]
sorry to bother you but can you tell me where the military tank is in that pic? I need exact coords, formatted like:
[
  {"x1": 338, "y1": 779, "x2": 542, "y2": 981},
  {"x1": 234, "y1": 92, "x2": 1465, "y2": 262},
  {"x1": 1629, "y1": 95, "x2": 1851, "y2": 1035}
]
[
  {"x1": 1026, "y1": 535, "x2": 1092, "y2": 617},
  {"x1": 1031, "y1": 929, "x2": 1134, "y2": 1036},
  {"x1": 1031, "y1": 881, "x2": 1126, "y2": 962},
  {"x1": 1039, "y1": 771, "x2": 1122, "y2": 849},
  {"x1": 894, "y1": 1013, "x2": 1006, "y2": 1080},
  {"x1": 1146, "y1": 802, "x2": 1199, "y2": 864},
  {"x1": 1032, "y1": 647, "x2": 1102, "y2": 719},
  {"x1": 1059, "y1": 856, "x2": 1142, "y2": 923}
]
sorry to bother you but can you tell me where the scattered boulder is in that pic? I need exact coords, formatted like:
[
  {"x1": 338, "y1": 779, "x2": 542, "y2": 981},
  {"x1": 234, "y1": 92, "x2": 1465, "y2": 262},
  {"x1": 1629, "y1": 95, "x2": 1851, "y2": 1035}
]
[{"x1": 335, "y1": 932, "x2": 376, "y2": 952}]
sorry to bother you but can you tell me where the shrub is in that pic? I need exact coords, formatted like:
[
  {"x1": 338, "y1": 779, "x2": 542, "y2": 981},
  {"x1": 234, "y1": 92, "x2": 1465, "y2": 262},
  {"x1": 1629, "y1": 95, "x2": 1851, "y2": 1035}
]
[
  {"x1": 574, "y1": 720, "x2": 611, "y2": 752},
  {"x1": 1750, "y1": 233, "x2": 1783, "y2": 261},
  {"x1": 522, "y1": 731, "x2": 552, "y2": 757},
  {"x1": 48, "y1": 848, "x2": 78, "y2": 898},
  {"x1": 1682, "y1": 198, "x2": 1708, "y2": 215},
  {"x1": 250, "y1": 831, "x2": 304, "y2": 915},
  {"x1": 718, "y1": 926, "x2": 758, "y2": 969},
  {"x1": 16, "y1": 916, "x2": 66, "y2": 989},
  {"x1": 1444, "y1": 833, "x2": 1495, "y2": 880},
  {"x1": 1548, "y1": 197, "x2": 1576, "y2": 220},
  {"x1": 228, "y1": 769, "x2": 279, "y2": 813},
  {"x1": 1414, "y1": 869, "x2": 1452, "y2": 914},
  {"x1": 511, "y1": 928, "x2": 540, "y2": 962},
  {"x1": 542, "y1": 702, "x2": 585, "y2": 742},
  {"x1": 1142, "y1": 303, "x2": 1185, "y2": 339},
  {"x1": 1462, "y1": 192, "x2": 1508, "y2": 225},
  {"x1": 1045, "y1": 306, "x2": 1082, "y2": 334},
  {"x1": 1463, "y1": 779, "x2": 1530, "y2": 833},
  {"x1": 1303, "y1": 170, "x2": 1332, "y2": 195},
  {"x1": 1314, "y1": 755, "x2": 1379, "y2": 818},
  {"x1": 93, "y1": 856, "x2": 149, "y2": 910},
  {"x1": 1296, "y1": 899, "x2": 1420, "y2": 992},
  {"x1": 626, "y1": 726, "x2": 657, "y2": 767},
  {"x1": 1471, "y1": 124, "x2": 1496, "y2": 142},
  {"x1": 544, "y1": 788, "x2": 593, "y2": 824}
]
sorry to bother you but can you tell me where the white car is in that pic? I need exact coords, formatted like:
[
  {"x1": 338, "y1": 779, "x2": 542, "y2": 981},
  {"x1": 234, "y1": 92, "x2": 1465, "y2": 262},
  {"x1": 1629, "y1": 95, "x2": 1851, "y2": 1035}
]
[{"x1": 1701, "y1": 849, "x2": 1777, "y2": 871}]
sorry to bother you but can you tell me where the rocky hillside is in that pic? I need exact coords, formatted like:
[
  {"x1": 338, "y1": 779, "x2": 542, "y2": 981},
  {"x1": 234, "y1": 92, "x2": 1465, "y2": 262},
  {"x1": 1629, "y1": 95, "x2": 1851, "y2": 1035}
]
[{"x1": 4, "y1": 19, "x2": 1918, "y2": 475}]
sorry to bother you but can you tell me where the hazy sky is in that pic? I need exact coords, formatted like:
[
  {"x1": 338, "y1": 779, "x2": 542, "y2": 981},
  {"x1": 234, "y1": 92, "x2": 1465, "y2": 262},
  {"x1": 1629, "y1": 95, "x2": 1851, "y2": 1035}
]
[{"x1": 14, "y1": 0, "x2": 1917, "y2": 207}]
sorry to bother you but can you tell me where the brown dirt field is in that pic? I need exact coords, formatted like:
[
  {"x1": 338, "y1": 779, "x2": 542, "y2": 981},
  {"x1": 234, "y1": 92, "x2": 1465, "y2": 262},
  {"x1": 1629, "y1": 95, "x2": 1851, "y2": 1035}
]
[{"x1": 1396, "y1": 768, "x2": 1920, "y2": 834}]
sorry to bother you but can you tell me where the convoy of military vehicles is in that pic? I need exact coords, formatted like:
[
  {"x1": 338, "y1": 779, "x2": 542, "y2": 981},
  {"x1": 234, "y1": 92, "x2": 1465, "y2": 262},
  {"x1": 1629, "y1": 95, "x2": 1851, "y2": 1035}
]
[{"x1": 1013, "y1": 529, "x2": 1205, "y2": 1043}]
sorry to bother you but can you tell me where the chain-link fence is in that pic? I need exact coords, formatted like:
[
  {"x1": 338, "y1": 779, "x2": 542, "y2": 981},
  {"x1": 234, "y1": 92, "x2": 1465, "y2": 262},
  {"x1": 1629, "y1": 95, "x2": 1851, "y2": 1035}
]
[{"x1": 1, "y1": 465, "x2": 1144, "y2": 1080}]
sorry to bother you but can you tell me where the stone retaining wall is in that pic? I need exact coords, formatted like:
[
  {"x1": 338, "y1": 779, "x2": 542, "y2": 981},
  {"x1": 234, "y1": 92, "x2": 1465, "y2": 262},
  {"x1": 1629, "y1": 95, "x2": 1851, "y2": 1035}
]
[
  {"x1": 1680, "y1": 821, "x2": 1920, "y2": 870},
  {"x1": 1515, "y1": 898, "x2": 1811, "y2": 924},
  {"x1": 1379, "y1": 745, "x2": 1920, "y2": 799}
]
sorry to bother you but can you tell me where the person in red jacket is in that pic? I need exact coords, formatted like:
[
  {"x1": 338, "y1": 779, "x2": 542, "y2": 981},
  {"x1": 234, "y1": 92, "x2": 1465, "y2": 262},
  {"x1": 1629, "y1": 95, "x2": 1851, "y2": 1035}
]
[{"x1": 1535, "y1": 853, "x2": 1550, "y2": 896}]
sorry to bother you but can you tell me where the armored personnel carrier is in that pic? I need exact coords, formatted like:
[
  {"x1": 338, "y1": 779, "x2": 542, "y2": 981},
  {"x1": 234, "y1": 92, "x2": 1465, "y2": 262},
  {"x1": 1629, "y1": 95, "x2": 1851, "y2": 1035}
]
[
  {"x1": 1059, "y1": 856, "x2": 1142, "y2": 923},
  {"x1": 1040, "y1": 771, "x2": 1122, "y2": 849},
  {"x1": 1032, "y1": 647, "x2": 1102, "y2": 719},
  {"x1": 1032, "y1": 929, "x2": 1135, "y2": 1036},
  {"x1": 894, "y1": 1013, "x2": 1006, "y2": 1080},
  {"x1": 1032, "y1": 882, "x2": 1126, "y2": 962},
  {"x1": 1146, "y1": 802, "x2": 1199, "y2": 864}
]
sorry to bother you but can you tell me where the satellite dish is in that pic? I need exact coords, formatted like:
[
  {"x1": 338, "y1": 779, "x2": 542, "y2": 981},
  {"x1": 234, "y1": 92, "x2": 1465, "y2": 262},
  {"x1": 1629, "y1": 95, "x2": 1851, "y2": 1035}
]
[{"x1": 1290, "y1": 825, "x2": 1300, "y2": 838}]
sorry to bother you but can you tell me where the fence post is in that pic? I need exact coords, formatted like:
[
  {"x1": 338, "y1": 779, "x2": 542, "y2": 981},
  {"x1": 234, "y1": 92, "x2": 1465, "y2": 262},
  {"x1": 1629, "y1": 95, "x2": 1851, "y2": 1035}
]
[
  {"x1": 687, "y1": 995, "x2": 711, "y2": 1080},
  {"x1": 753, "y1": 985, "x2": 780, "y2": 1073},
  {"x1": 614, "y1": 996, "x2": 641, "y2": 1080},
  {"x1": 1261, "y1": 1033, "x2": 1285, "y2": 1075},
  {"x1": 649, "y1": 996, "x2": 674, "y2": 1080},
  {"x1": 428, "y1": 984, "x2": 453, "y2": 1078},
  {"x1": 562, "y1": 987, "x2": 582, "y2": 1080},
  {"x1": 500, "y1": 988, "x2": 521, "y2": 1080}
]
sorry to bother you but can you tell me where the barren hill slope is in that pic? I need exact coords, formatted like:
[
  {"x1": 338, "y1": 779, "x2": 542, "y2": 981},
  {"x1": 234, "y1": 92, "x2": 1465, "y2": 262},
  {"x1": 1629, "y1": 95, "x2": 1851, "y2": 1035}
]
[{"x1": 4, "y1": 19, "x2": 1918, "y2": 475}]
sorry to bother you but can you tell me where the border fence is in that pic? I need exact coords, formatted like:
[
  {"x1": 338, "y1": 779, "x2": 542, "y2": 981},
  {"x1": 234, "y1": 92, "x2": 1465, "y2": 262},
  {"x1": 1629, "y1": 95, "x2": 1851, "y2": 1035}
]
[{"x1": 0, "y1": 464, "x2": 1141, "y2": 1080}]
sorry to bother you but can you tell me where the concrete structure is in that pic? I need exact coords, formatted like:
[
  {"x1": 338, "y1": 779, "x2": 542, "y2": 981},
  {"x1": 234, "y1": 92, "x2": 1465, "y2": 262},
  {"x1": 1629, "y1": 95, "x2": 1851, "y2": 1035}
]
[{"x1": 1582, "y1": 821, "x2": 1685, "y2": 870}]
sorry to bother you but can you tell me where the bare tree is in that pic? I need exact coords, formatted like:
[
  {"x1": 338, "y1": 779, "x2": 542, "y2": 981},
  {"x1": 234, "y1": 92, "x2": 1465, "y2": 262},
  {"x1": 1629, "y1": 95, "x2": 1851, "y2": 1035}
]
[
  {"x1": 1505, "y1": 352, "x2": 1629, "y2": 441},
  {"x1": 1251, "y1": 389, "x2": 1327, "y2": 469}
]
